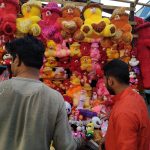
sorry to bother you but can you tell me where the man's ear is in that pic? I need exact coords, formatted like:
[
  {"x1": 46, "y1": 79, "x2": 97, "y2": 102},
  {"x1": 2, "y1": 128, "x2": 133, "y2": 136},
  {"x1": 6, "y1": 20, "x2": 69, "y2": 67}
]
[
  {"x1": 14, "y1": 55, "x2": 21, "y2": 67},
  {"x1": 108, "y1": 76, "x2": 114, "y2": 86}
]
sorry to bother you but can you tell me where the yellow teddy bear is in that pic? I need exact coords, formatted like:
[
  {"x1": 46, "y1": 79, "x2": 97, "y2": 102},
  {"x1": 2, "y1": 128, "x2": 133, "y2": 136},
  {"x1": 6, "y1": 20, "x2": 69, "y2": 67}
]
[
  {"x1": 81, "y1": 3, "x2": 116, "y2": 42},
  {"x1": 80, "y1": 56, "x2": 92, "y2": 72},
  {"x1": 44, "y1": 56, "x2": 58, "y2": 68},
  {"x1": 16, "y1": 0, "x2": 41, "y2": 37},
  {"x1": 45, "y1": 40, "x2": 57, "y2": 58},
  {"x1": 70, "y1": 42, "x2": 81, "y2": 57}
]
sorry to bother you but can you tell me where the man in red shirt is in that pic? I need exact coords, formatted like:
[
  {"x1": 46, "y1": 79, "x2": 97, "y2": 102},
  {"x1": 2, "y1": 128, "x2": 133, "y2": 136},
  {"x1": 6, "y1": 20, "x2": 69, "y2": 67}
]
[{"x1": 100, "y1": 59, "x2": 150, "y2": 150}]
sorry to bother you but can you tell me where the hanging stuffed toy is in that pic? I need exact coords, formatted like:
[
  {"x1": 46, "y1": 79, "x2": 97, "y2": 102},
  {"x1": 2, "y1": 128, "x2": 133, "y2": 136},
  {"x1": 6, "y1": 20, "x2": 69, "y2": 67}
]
[
  {"x1": 16, "y1": 0, "x2": 42, "y2": 37},
  {"x1": 38, "y1": 2, "x2": 62, "y2": 43},
  {"x1": 0, "y1": 0, "x2": 19, "y2": 45},
  {"x1": 58, "y1": 4, "x2": 85, "y2": 42},
  {"x1": 81, "y1": 3, "x2": 116, "y2": 43}
]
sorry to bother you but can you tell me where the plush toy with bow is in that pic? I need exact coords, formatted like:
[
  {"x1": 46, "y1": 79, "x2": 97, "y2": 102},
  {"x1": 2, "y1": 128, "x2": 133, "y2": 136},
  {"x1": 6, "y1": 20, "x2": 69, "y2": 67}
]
[
  {"x1": 38, "y1": 2, "x2": 62, "y2": 43},
  {"x1": 0, "y1": 0, "x2": 19, "y2": 45},
  {"x1": 58, "y1": 4, "x2": 84, "y2": 42},
  {"x1": 16, "y1": 0, "x2": 42, "y2": 37},
  {"x1": 81, "y1": 3, "x2": 116, "y2": 43}
]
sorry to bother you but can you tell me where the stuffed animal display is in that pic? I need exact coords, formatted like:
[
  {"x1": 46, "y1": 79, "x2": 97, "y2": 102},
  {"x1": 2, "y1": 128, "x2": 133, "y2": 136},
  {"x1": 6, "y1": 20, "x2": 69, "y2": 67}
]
[{"x1": 0, "y1": 1, "x2": 140, "y2": 146}]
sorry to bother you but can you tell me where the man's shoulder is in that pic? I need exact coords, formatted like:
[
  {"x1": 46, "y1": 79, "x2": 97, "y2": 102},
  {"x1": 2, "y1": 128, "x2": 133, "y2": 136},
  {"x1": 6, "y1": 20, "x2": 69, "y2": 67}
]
[
  {"x1": 42, "y1": 83, "x2": 64, "y2": 103},
  {"x1": 0, "y1": 79, "x2": 12, "y2": 87}
]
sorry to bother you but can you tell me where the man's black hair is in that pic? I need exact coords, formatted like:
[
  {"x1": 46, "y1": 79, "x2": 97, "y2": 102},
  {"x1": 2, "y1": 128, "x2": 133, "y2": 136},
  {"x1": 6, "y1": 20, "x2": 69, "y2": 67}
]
[
  {"x1": 5, "y1": 35, "x2": 45, "y2": 69},
  {"x1": 103, "y1": 59, "x2": 129, "y2": 85}
]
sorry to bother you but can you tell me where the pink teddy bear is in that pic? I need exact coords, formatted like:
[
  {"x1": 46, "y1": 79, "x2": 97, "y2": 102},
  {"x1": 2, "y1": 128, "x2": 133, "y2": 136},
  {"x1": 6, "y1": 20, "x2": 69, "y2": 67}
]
[
  {"x1": 90, "y1": 42, "x2": 100, "y2": 61},
  {"x1": 96, "y1": 78, "x2": 110, "y2": 99},
  {"x1": 38, "y1": 2, "x2": 62, "y2": 43},
  {"x1": 56, "y1": 41, "x2": 70, "y2": 58}
]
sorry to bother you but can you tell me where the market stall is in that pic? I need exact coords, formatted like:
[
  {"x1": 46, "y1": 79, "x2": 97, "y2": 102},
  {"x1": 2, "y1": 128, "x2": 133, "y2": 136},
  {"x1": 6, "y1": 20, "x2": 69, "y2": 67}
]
[{"x1": 0, "y1": 0, "x2": 149, "y2": 149}]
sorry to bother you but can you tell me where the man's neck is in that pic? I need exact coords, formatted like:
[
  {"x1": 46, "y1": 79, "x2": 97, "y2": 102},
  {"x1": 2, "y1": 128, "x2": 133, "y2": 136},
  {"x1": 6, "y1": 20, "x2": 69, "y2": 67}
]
[
  {"x1": 115, "y1": 84, "x2": 129, "y2": 95},
  {"x1": 16, "y1": 68, "x2": 39, "y2": 80}
]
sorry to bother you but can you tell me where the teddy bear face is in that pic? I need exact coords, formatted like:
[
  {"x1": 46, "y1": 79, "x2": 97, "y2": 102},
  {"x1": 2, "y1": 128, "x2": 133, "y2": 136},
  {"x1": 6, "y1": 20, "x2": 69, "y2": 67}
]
[
  {"x1": 70, "y1": 73, "x2": 81, "y2": 86},
  {"x1": 0, "y1": 1, "x2": 18, "y2": 14},
  {"x1": 22, "y1": 4, "x2": 41, "y2": 17},
  {"x1": 111, "y1": 15, "x2": 129, "y2": 27},
  {"x1": 80, "y1": 56, "x2": 92, "y2": 72},
  {"x1": 80, "y1": 43, "x2": 91, "y2": 56},
  {"x1": 0, "y1": 0, "x2": 18, "y2": 37},
  {"x1": 83, "y1": 5, "x2": 102, "y2": 20},
  {"x1": 42, "y1": 10, "x2": 60, "y2": 22},
  {"x1": 70, "y1": 56, "x2": 81, "y2": 72},
  {"x1": 45, "y1": 56, "x2": 57, "y2": 68},
  {"x1": 47, "y1": 40, "x2": 57, "y2": 49},
  {"x1": 58, "y1": 56, "x2": 70, "y2": 68},
  {"x1": 129, "y1": 57, "x2": 139, "y2": 67},
  {"x1": 62, "y1": 5, "x2": 81, "y2": 19},
  {"x1": 70, "y1": 42, "x2": 81, "y2": 57}
]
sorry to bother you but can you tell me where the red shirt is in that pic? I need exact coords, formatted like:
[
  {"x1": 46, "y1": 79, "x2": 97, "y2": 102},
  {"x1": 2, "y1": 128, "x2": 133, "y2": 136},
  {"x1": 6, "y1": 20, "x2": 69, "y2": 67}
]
[{"x1": 105, "y1": 87, "x2": 150, "y2": 150}]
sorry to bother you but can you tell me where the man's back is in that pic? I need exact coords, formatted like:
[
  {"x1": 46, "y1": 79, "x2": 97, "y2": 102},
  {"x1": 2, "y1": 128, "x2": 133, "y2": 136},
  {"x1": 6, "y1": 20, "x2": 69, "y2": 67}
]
[
  {"x1": 0, "y1": 77, "x2": 76, "y2": 150},
  {"x1": 105, "y1": 87, "x2": 150, "y2": 150}
]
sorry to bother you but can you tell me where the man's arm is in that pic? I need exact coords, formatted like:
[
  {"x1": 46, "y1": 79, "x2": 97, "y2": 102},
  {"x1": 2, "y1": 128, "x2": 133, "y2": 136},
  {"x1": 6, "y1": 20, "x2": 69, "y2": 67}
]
[
  {"x1": 114, "y1": 113, "x2": 139, "y2": 150},
  {"x1": 53, "y1": 94, "x2": 77, "y2": 150}
]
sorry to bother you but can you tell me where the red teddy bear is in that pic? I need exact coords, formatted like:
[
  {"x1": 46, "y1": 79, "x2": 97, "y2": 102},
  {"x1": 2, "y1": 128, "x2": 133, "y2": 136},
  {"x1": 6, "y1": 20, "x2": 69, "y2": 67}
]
[
  {"x1": 70, "y1": 56, "x2": 82, "y2": 73},
  {"x1": 80, "y1": 42, "x2": 91, "y2": 56},
  {"x1": 0, "y1": 0, "x2": 19, "y2": 45}
]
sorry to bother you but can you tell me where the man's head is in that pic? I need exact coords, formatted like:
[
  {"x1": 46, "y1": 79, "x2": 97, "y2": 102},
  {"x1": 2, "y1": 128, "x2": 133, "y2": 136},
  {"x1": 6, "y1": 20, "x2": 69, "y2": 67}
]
[
  {"x1": 5, "y1": 35, "x2": 45, "y2": 77},
  {"x1": 103, "y1": 59, "x2": 129, "y2": 95}
]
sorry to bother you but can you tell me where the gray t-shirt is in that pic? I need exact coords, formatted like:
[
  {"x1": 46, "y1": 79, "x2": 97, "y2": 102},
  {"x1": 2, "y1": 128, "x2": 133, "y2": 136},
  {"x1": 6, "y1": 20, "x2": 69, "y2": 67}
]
[{"x1": 0, "y1": 77, "x2": 77, "y2": 150}]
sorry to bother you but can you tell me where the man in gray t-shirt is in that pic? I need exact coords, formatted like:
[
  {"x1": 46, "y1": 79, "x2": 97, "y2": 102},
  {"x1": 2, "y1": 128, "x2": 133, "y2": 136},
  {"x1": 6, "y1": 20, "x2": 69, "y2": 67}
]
[{"x1": 0, "y1": 36, "x2": 77, "y2": 150}]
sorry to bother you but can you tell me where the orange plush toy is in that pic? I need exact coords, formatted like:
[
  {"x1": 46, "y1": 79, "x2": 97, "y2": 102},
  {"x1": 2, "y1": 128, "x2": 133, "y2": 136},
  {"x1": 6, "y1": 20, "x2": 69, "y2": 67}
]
[
  {"x1": 58, "y1": 4, "x2": 84, "y2": 42},
  {"x1": 110, "y1": 7, "x2": 132, "y2": 44},
  {"x1": 110, "y1": 7, "x2": 132, "y2": 63}
]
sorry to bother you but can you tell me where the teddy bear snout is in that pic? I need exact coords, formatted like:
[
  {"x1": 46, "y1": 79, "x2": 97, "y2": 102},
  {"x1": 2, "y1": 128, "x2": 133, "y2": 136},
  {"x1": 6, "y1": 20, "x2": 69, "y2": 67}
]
[
  {"x1": 91, "y1": 8, "x2": 96, "y2": 14},
  {"x1": 110, "y1": 26, "x2": 116, "y2": 34},
  {"x1": 3, "y1": 22, "x2": 16, "y2": 35}
]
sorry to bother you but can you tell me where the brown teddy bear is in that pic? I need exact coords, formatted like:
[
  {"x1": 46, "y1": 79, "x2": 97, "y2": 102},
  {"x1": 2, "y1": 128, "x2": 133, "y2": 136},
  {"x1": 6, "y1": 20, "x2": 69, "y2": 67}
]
[
  {"x1": 58, "y1": 4, "x2": 84, "y2": 42},
  {"x1": 110, "y1": 7, "x2": 132, "y2": 44}
]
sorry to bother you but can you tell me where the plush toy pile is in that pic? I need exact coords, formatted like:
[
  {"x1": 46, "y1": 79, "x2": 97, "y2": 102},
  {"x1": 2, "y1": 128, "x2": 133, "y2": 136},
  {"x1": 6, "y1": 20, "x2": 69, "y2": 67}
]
[{"x1": 0, "y1": 0, "x2": 141, "y2": 147}]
